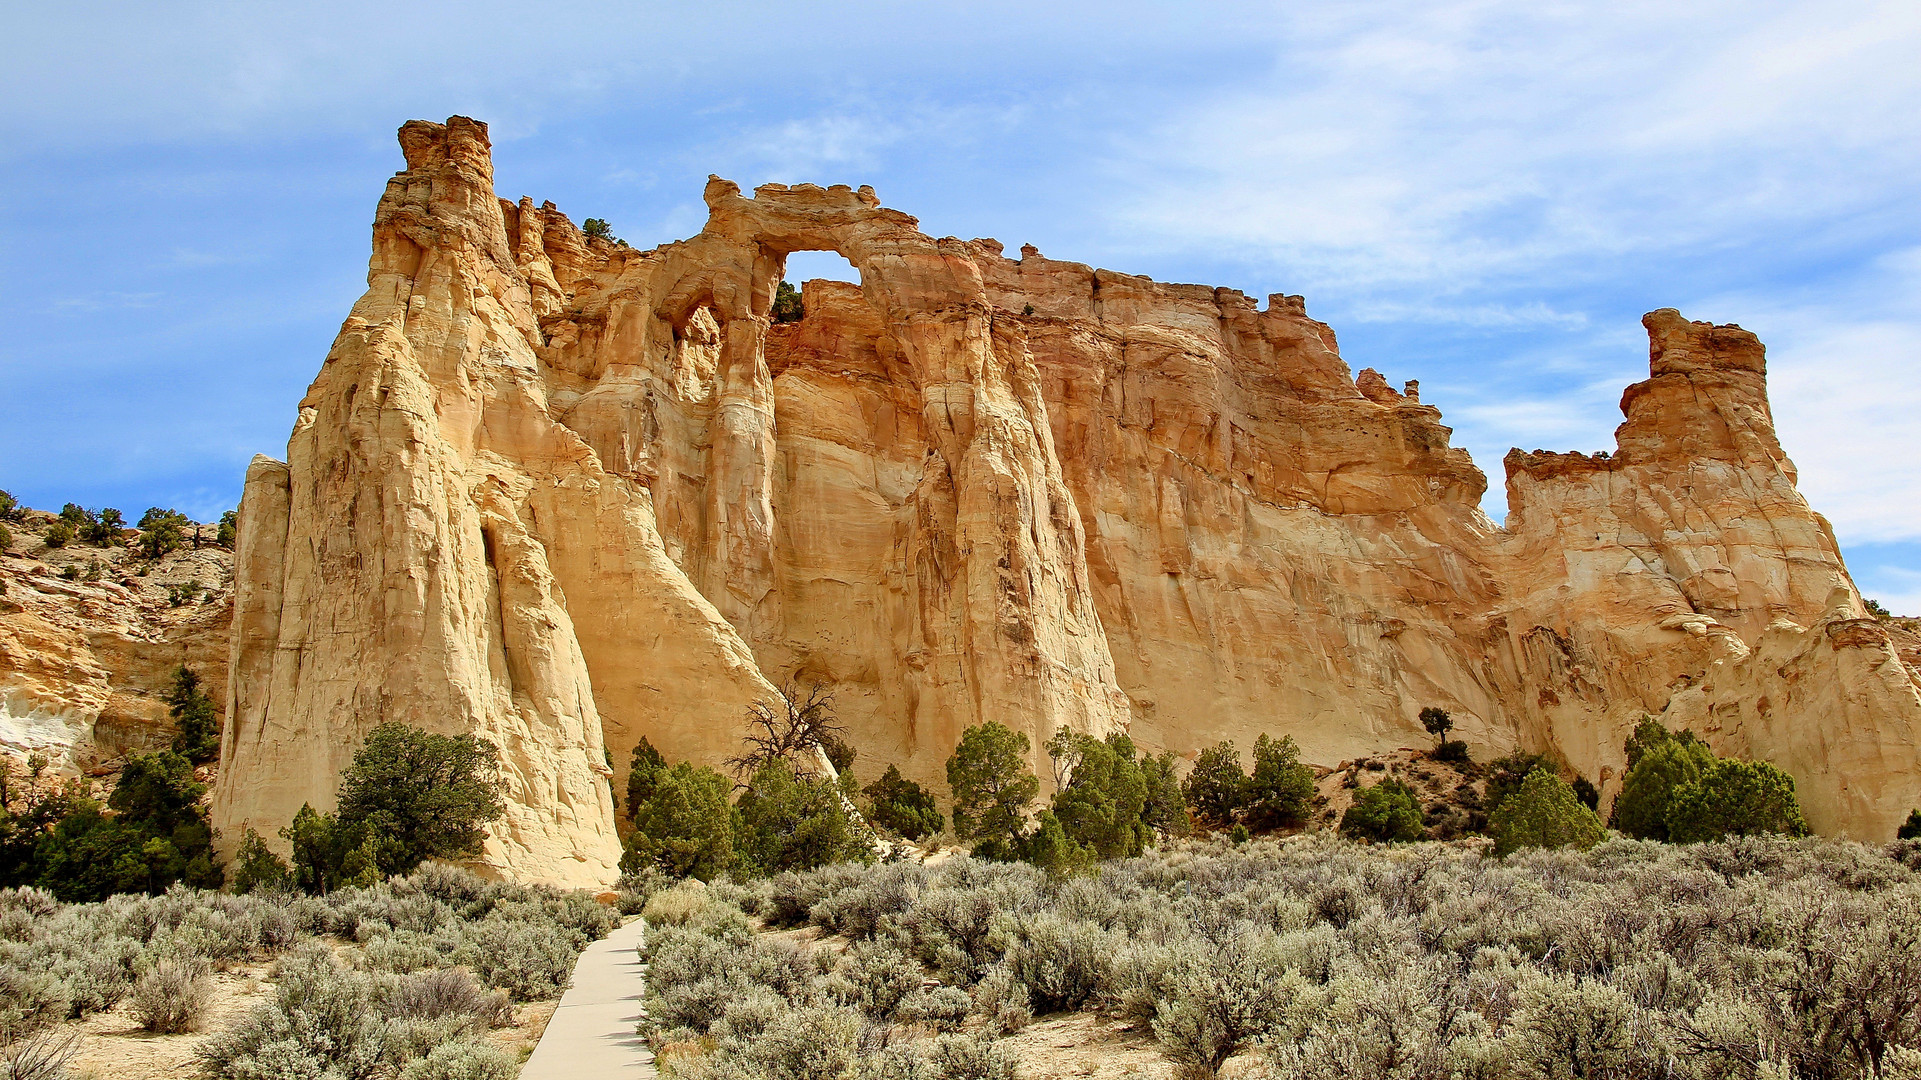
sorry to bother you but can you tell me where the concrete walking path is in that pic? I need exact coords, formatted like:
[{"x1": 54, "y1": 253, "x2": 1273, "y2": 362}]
[{"x1": 520, "y1": 917, "x2": 653, "y2": 1079}]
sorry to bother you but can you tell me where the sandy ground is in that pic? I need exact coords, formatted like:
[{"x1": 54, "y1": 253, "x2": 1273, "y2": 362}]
[
  {"x1": 1000, "y1": 1012, "x2": 1178, "y2": 1080},
  {"x1": 43, "y1": 953, "x2": 557, "y2": 1079},
  {"x1": 61, "y1": 963, "x2": 272, "y2": 1080}
]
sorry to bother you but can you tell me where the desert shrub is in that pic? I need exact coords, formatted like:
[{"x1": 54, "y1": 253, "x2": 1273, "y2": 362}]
[
  {"x1": 832, "y1": 940, "x2": 923, "y2": 1019},
  {"x1": 971, "y1": 963, "x2": 1033, "y2": 1032},
  {"x1": 634, "y1": 834, "x2": 1921, "y2": 1080},
  {"x1": 927, "y1": 1033, "x2": 1017, "y2": 1080},
  {"x1": 1182, "y1": 741, "x2": 1248, "y2": 828},
  {"x1": 198, "y1": 950, "x2": 390, "y2": 1080},
  {"x1": 216, "y1": 509, "x2": 237, "y2": 548},
  {"x1": 40, "y1": 522, "x2": 70, "y2": 548},
  {"x1": 384, "y1": 966, "x2": 512, "y2": 1028},
  {"x1": 0, "y1": 1029, "x2": 80, "y2": 1080},
  {"x1": 1434, "y1": 739, "x2": 1471, "y2": 764},
  {"x1": 1502, "y1": 973, "x2": 1660, "y2": 1080},
  {"x1": 0, "y1": 965, "x2": 70, "y2": 1035},
  {"x1": 1489, "y1": 770, "x2": 1606, "y2": 857},
  {"x1": 1004, "y1": 910, "x2": 1115, "y2": 1013},
  {"x1": 644, "y1": 879, "x2": 716, "y2": 926},
  {"x1": 863, "y1": 765, "x2": 944, "y2": 841},
  {"x1": 946, "y1": 722, "x2": 1039, "y2": 860},
  {"x1": 1340, "y1": 777, "x2": 1424, "y2": 843},
  {"x1": 1904, "y1": 810, "x2": 1921, "y2": 842},
  {"x1": 1150, "y1": 929, "x2": 1306, "y2": 1077},
  {"x1": 395, "y1": 1039, "x2": 517, "y2": 1080},
  {"x1": 0, "y1": 523, "x2": 11, "y2": 552},
  {"x1": 130, "y1": 956, "x2": 209, "y2": 1033},
  {"x1": 896, "y1": 985, "x2": 972, "y2": 1031},
  {"x1": 737, "y1": 1003, "x2": 862, "y2": 1080},
  {"x1": 457, "y1": 910, "x2": 576, "y2": 1001}
]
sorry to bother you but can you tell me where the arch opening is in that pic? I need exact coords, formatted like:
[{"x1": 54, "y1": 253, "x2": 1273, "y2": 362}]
[{"x1": 781, "y1": 249, "x2": 860, "y2": 286}]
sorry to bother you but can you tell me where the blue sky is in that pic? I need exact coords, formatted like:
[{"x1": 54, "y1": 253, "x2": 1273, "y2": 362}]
[{"x1": 4, "y1": 1, "x2": 1919, "y2": 611}]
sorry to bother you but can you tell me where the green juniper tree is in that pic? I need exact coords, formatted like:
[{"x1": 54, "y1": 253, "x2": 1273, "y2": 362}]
[
  {"x1": 1340, "y1": 777, "x2": 1424, "y2": 843},
  {"x1": 862, "y1": 764, "x2": 944, "y2": 841},
  {"x1": 1050, "y1": 731, "x2": 1150, "y2": 859},
  {"x1": 166, "y1": 665, "x2": 220, "y2": 763},
  {"x1": 136, "y1": 507, "x2": 192, "y2": 559},
  {"x1": 946, "y1": 721, "x2": 1039, "y2": 861},
  {"x1": 1490, "y1": 769, "x2": 1606, "y2": 857},
  {"x1": 228, "y1": 827, "x2": 292, "y2": 894},
  {"x1": 1140, "y1": 748, "x2": 1188, "y2": 836},
  {"x1": 734, "y1": 758, "x2": 871, "y2": 875},
  {"x1": 1182, "y1": 741, "x2": 1249, "y2": 829},
  {"x1": 621, "y1": 761, "x2": 738, "y2": 880},
  {"x1": 332, "y1": 723, "x2": 508, "y2": 878},
  {"x1": 772, "y1": 280, "x2": 805, "y2": 323},
  {"x1": 627, "y1": 736, "x2": 667, "y2": 817},
  {"x1": 1664, "y1": 758, "x2": 1810, "y2": 843},
  {"x1": 1245, "y1": 733, "x2": 1316, "y2": 831},
  {"x1": 1610, "y1": 721, "x2": 1715, "y2": 841}
]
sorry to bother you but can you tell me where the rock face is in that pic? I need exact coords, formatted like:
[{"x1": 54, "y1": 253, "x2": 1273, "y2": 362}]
[
  {"x1": 1, "y1": 522, "x2": 234, "y2": 774},
  {"x1": 216, "y1": 117, "x2": 1921, "y2": 884}
]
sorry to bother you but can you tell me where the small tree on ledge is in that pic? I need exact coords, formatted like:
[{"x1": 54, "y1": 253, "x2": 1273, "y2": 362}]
[{"x1": 772, "y1": 280, "x2": 805, "y2": 324}]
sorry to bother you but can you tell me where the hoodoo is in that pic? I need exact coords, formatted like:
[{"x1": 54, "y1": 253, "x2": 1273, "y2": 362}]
[{"x1": 212, "y1": 117, "x2": 1921, "y2": 885}]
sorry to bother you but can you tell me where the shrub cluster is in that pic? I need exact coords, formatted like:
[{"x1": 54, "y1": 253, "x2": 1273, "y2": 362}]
[
  {"x1": 0, "y1": 863, "x2": 611, "y2": 1076},
  {"x1": 1, "y1": 749, "x2": 220, "y2": 900},
  {"x1": 677, "y1": 832, "x2": 1921, "y2": 1079},
  {"x1": 639, "y1": 875, "x2": 1014, "y2": 1080},
  {"x1": 621, "y1": 730, "x2": 876, "y2": 882},
  {"x1": 271, "y1": 722, "x2": 509, "y2": 892},
  {"x1": 1611, "y1": 718, "x2": 1810, "y2": 843}
]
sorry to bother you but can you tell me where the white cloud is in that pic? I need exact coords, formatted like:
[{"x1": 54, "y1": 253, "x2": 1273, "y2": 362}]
[{"x1": 1104, "y1": 0, "x2": 1921, "y2": 292}]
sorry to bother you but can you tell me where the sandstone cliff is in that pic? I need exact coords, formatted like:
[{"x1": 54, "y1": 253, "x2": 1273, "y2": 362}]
[
  {"x1": 215, "y1": 117, "x2": 1921, "y2": 884},
  {"x1": 1, "y1": 517, "x2": 233, "y2": 774}
]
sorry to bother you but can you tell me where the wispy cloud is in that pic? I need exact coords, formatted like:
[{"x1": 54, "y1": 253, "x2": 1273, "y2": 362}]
[{"x1": 49, "y1": 291, "x2": 163, "y2": 312}]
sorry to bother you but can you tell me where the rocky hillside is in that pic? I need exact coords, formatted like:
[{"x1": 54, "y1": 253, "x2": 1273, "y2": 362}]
[
  {"x1": 0, "y1": 507, "x2": 233, "y2": 776},
  {"x1": 213, "y1": 116, "x2": 1920, "y2": 887}
]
